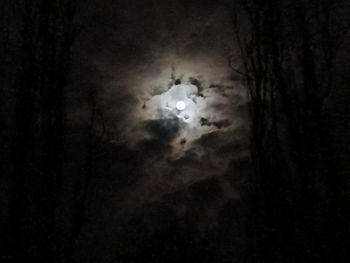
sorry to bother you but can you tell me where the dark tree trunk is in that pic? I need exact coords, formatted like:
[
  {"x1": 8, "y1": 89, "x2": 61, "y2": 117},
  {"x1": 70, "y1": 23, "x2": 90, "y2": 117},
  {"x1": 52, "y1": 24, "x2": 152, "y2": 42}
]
[
  {"x1": 6, "y1": 1, "x2": 77, "y2": 262},
  {"x1": 231, "y1": 0, "x2": 350, "y2": 261}
]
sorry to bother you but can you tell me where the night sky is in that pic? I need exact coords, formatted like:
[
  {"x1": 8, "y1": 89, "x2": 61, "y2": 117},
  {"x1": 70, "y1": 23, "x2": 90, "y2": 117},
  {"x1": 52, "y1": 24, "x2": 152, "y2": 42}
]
[
  {"x1": 1, "y1": 0, "x2": 350, "y2": 262},
  {"x1": 64, "y1": 0, "x2": 252, "y2": 261}
]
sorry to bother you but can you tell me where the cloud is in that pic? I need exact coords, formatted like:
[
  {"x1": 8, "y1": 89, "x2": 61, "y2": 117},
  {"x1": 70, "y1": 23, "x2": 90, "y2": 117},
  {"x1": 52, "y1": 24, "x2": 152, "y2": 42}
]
[
  {"x1": 96, "y1": 73, "x2": 249, "y2": 203},
  {"x1": 143, "y1": 118, "x2": 184, "y2": 142},
  {"x1": 68, "y1": 0, "x2": 251, "y2": 203},
  {"x1": 134, "y1": 117, "x2": 185, "y2": 157}
]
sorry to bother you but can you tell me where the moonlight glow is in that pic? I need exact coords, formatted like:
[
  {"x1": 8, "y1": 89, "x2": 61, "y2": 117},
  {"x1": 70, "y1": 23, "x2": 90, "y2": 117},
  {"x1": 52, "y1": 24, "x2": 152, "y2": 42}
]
[{"x1": 176, "y1": 100, "x2": 186, "y2": 111}]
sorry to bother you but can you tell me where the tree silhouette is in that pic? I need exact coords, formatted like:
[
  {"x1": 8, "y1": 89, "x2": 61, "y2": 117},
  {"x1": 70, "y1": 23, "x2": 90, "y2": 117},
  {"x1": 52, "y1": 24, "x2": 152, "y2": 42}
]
[
  {"x1": 6, "y1": 1, "x2": 78, "y2": 262},
  {"x1": 230, "y1": 0, "x2": 350, "y2": 261}
]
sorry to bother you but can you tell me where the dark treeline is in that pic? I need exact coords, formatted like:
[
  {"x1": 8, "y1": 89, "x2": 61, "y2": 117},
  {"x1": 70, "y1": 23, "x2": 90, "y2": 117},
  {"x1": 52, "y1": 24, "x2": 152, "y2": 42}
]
[
  {"x1": 1, "y1": 0, "x2": 79, "y2": 262},
  {"x1": 230, "y1": 0, "x2": 350, "y2": 262}
]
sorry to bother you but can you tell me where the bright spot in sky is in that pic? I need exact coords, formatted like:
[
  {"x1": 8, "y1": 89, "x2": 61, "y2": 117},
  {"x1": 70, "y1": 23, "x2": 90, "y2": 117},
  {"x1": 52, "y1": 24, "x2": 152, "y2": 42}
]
[{"x1": 176, "y1": 100, "x2": 186, "y2": 111}]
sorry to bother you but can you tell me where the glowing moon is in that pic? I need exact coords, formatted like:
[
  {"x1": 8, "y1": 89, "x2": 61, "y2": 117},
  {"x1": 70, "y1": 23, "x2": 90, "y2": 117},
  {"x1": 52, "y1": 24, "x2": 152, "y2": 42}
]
[{"x1": 176, "y1": 100, "x2": 186, "y2": 111}]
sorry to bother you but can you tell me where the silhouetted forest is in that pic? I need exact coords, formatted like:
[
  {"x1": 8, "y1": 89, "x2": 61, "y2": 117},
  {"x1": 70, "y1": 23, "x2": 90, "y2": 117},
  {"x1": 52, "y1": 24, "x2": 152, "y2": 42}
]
[
  {"x1": 230, "y1": 0, "x2": 350, "y2": 261},
  {"x1": 0, "y1": 0, "x2": 349, "y2": 262}
]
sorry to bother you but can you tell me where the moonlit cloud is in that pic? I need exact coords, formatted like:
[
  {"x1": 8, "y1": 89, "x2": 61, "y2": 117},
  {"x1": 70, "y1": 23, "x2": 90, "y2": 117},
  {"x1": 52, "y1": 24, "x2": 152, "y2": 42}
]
[
  {"x1": 70, "y1": 0, "x2": 250, "y2": 202},
  {"x1": 108, "y1": 69, "x2": 250, "y2": 201}
]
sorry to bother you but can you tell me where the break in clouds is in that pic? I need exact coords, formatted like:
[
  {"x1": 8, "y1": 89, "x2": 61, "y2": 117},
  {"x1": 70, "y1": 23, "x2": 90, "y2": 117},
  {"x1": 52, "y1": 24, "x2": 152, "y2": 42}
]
[
  {"x1": 70, "y1": 1, "x2": 250, "y2": 202},
  {"x1": 96, "y1": 56, "x2": 250, "y2": 202}
]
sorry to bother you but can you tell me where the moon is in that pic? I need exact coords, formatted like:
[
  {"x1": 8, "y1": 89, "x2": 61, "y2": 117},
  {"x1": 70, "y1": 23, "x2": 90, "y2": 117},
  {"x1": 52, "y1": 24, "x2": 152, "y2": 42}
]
[{"x1": 176, "y1": 100, "x2": 186, "y2": 111}]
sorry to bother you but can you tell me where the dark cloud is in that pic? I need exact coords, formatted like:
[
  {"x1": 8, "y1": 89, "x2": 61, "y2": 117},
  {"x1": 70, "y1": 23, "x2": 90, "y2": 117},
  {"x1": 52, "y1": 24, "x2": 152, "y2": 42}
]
[
  {"x1": 167, "y1": 150, "x2": 200, "y2": 166},
  {"x1": 199, "y1": 117, "x2": 231, "y2": 129},
  {"x1": 194, "y1": 131, "x2": 230, "y2": 149},
  {"x1": 193, "y1": 125, "x2": 249, "y2": 157},
  {"x1": 216, "y1": 140, "x2": 248, "y2": 156},
  {"x1": 134, "y1": 117, "x2": 185, "y2": 157},
  {"x1": 65, "y1": 1, "x2": 254, "y2": 262},
  {"x1": 68, "y1": 0, "x2": 250, "y2": 204},
  {"x1": 143, "y1": 117, "x2": 184, "y2": 142}
]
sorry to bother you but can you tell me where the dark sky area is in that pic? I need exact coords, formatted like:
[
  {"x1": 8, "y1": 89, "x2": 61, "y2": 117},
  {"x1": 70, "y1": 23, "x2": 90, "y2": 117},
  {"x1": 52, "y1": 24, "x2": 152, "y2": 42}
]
[
  {"x1": 68, "y1": 0, "x2": 250, "y2": 198},
  {"x1": 66, "y1": 1, "x2": 251, "y2": 261},
  {"x1": 70, "y1": 0, "x2": 350, "y2": 260}
]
